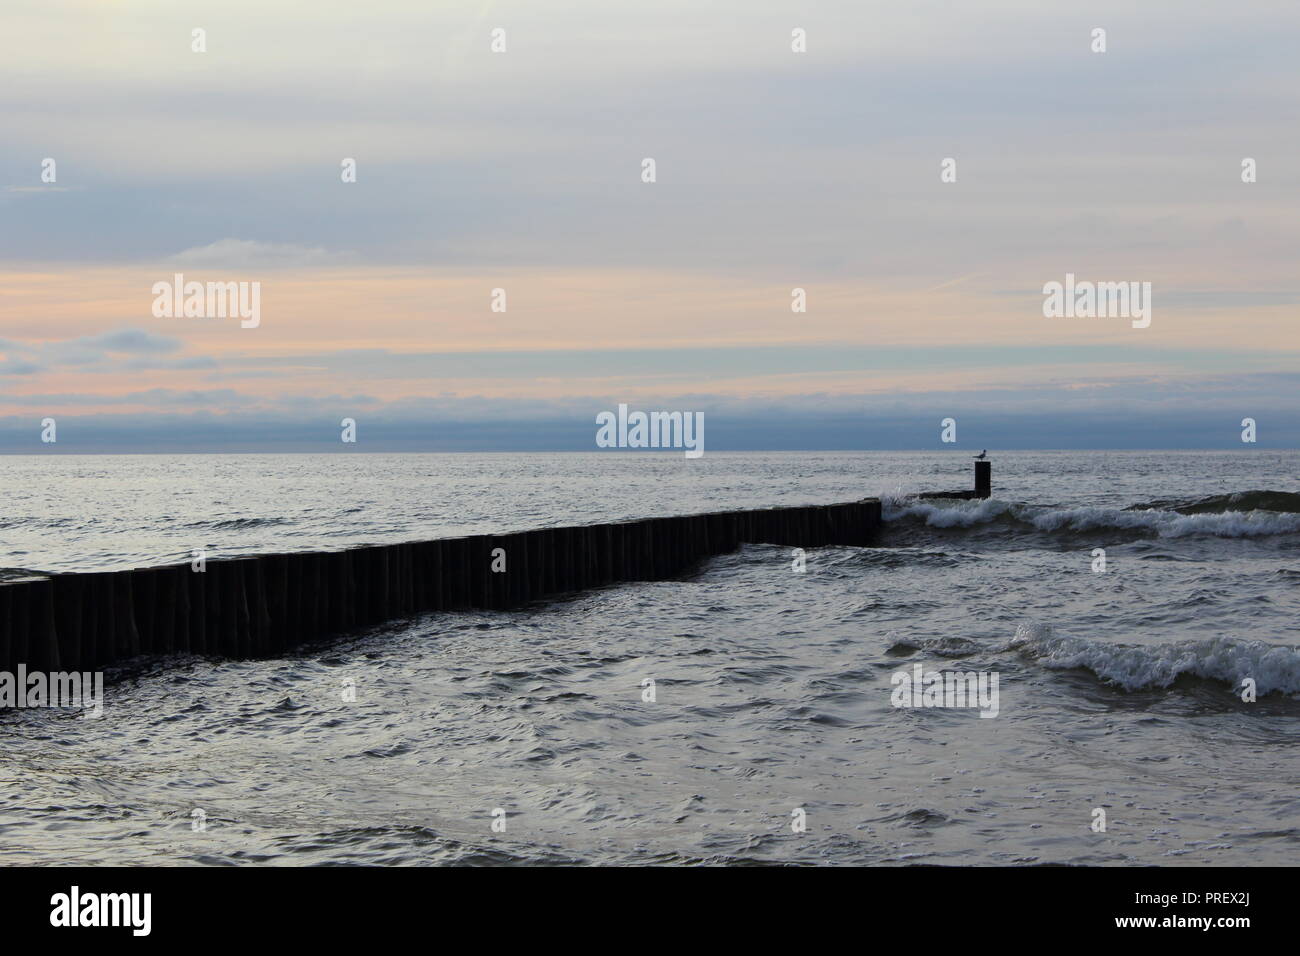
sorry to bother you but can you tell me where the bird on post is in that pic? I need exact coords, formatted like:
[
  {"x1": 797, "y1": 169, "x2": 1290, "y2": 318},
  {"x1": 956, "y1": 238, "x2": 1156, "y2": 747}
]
[{"x1": 974, "y1": 449, "x2": 987, "y2": 459}]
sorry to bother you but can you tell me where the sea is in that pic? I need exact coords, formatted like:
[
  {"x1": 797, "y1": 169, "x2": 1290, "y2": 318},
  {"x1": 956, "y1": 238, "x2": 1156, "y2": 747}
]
[{"x1": 0, "y1": 450, "x2": 1296, "y2": 865}]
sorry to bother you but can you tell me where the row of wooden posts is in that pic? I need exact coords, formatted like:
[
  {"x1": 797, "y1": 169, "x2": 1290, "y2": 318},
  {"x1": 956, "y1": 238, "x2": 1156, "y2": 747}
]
[{"x1": 0, "y1": 500, "x2": 882, "y2": 674}]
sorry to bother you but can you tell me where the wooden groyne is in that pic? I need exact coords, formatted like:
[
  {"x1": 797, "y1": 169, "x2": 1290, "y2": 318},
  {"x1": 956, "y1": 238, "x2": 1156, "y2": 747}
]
[
  {"x1": 918, "y1": 459, "x2": 992, "y2": 501},
  {"x1": 0, "y1": 500, "x2": 881, "y2": 673}
]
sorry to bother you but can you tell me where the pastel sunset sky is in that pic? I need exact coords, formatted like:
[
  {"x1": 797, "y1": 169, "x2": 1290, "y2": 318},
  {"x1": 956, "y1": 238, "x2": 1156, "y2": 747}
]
[{"x1": 2, "y1": 0, "x2": 1298, "y2": 450}]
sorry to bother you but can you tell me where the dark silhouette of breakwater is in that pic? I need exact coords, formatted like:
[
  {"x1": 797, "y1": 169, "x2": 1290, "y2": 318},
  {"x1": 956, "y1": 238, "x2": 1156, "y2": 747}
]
[
  {"x1": 918, "y1": 459, "x2": 991, "y2": 500},
  {"x1": 0, "y1": 500, "x2": 881, "y2": 674}
]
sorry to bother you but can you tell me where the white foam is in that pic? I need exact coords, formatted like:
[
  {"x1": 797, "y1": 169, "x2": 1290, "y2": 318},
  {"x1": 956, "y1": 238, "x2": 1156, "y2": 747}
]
[
  {"x1": 1008, "y1": 621, "x2": 1300, "y2": 695},
  {"x1": 1029, "y1": 505, "x2": 1300, "y2": 538},
  {"x1": 884, "y1": 497, "x2": 1300, "y2": 538},
  {"x1": 884, "y1": 497, "x2": 1017, "y2": 528}
]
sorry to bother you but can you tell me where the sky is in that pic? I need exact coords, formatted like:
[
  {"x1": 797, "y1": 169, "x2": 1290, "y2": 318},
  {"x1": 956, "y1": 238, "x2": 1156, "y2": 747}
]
[{"x1": 2, "y1": 0, "x2": 1298, "y2": 451}]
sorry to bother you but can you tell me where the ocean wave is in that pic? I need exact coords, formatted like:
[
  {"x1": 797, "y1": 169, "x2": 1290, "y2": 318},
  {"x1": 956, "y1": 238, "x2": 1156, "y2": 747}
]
[
  {"x1": 884, "y1": 497, "x2": 1018, "y2": 528},
  {"x1": 190, "y1": 516, "x2": 293, "y2": 531},
  {"x1": 1133, "y1": 490, "x2": 1300, "y2": 515},
  {"x1": 1031, "y1": 505, "x2": 1300, "y2": 537},
  {"x1": 884, "y1": 497, "x2": 1300, "y2": 538},
  {"x1": 1008, "y1": 621, "x2": 1300, "y2": 695},
  {"x1": 886, "y1": 635, "x2": 982, "y2": 658}
]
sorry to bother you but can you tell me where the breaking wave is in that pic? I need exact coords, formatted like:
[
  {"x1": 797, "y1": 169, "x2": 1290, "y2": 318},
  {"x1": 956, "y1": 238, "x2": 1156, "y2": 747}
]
[
  {"x1": 1030, "y1": 504, "x2": 1300, "y2": 537},
  {"x1": 1134, "y1": 490, "x2": 1300, "y2": 515},
  {"x1": 884, "y1": 495, "x2": 1300, "y2": 538},
  {"x1": 1008, "y1": 621, "x2": 1300, "y2": 695}
]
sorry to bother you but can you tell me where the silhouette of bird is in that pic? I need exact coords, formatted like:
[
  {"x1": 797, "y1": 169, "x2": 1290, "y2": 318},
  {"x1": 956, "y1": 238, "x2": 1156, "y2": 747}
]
[{"x1": 974, "y1": 450, "x2": 987, "y2": 459}]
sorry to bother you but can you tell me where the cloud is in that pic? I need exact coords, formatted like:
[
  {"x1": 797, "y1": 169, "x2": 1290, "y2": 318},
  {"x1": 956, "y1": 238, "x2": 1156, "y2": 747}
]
[
  {"x1": 168, "y1": 239, "x2": 345, "y2": 269},
  {"x1": 1, "y1": 2, "x2": 1296, "y2": 277},
  {"x1": 0, "y1": 0, "x2": 1296, "y2": 452},
  {"x1": 0, "y1": 358, "x2": 43, "y2": 375},
  {"x1": 73, "y1": 329, "x2": 182, "y2": 354},
  {"x1": 0, "y1": 327, "x2": 210, "y2": 376},
  {"x1": 1, "y1": 399, "x2": 1296, "y2": 452}
]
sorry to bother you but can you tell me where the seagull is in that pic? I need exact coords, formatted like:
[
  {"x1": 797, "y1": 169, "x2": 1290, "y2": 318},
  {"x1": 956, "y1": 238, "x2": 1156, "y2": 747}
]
[{"x1": 973, "y1": 450, "x2": 987, "y2": 459}]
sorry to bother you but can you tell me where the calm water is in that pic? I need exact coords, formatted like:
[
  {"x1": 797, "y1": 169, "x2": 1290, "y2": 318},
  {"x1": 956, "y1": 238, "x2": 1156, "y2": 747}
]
[{"x1": 0, "y1": 451, "x2": 1297, "y2": 865}]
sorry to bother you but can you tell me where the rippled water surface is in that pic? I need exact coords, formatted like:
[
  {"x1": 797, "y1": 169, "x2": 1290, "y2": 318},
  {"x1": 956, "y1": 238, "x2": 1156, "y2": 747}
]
[{"x1": 0, "y1": 451, "x2": 1297, "y2": 865}]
